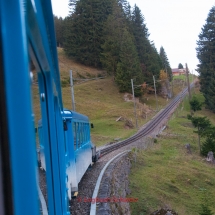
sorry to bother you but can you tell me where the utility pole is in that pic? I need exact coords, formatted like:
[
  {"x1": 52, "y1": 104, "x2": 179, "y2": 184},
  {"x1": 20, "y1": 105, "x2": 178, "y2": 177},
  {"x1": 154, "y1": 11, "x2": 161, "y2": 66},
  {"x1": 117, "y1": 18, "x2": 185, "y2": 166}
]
[
  {"x1": 171, "y1": 79, "x2": 174, "y2": 98},
  {"x1": 185, "y1": 63, "x2": 191, "y2": 101},
  {"x1": 165, "y1": 67, "x2": 173, "y2": 98},
  {"x1": 153, "y1": 75, "x2": 158, "y2": 111},
  {"x1": 131, "y1": 79, "x2": 138, "y2": 128},
  {"x1": 70, "y1": 70, "x2": 76, "y2": 111},
  {"x1": 191, "y1": 70, "x2": 194, "y2": 83}
]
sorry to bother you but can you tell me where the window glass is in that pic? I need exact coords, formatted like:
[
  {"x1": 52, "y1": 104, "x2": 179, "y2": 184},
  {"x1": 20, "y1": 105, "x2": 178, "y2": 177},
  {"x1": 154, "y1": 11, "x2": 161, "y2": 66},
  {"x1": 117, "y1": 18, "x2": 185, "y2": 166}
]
[
  {"x1": 73, "y1": 122, "x2": 76, "y2": 150},
  {"x1": 84, "y1": 123, "x2": 86, "y2": 143},
  {"x1": 81, "y1": 123, "x2": 83, "y2": 146},
  {"x1": 77, "y1": 122, "x2": 80, "y2": 148}
]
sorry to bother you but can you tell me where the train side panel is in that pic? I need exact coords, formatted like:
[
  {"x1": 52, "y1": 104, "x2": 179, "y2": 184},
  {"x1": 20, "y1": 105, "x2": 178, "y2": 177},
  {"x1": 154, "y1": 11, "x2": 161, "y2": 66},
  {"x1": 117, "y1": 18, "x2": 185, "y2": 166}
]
[{"x1": 60, "y1": 110, "x2": 95, "y2": 199}]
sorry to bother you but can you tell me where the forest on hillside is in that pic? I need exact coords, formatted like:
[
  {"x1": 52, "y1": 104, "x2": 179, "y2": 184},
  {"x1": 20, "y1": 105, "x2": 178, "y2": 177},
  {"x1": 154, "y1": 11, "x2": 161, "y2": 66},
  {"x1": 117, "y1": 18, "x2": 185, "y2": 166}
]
[
  {"x1": 54, "y1": 1, "x2": 215, "y2": 113},
  {"x1": 196, "y1": 5, "x2": 215, "y2": 113},
  {"x1": 53, "y1": 0, "x2": 172, "y2": 96}
]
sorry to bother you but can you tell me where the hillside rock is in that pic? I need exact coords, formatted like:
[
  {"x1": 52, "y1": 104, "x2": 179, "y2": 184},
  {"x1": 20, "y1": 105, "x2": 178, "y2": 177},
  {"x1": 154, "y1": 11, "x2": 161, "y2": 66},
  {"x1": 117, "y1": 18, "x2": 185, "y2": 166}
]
[{"x1": 151, "y1": 208, "x2": 178, "y2": 215}]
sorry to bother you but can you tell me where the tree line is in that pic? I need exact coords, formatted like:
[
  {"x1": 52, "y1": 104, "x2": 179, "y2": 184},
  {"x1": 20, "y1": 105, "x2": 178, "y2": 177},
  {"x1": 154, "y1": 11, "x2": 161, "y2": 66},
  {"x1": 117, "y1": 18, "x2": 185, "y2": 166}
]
[
  {"x1": 196, "y1": 5, "x2": 215, "y2": 112},
  {"x1": 188, "y1": 95, "x2": 215, "y2": 157},
  {"x1": 54, "y1": 0, "x2": 172, "y2": 96}
]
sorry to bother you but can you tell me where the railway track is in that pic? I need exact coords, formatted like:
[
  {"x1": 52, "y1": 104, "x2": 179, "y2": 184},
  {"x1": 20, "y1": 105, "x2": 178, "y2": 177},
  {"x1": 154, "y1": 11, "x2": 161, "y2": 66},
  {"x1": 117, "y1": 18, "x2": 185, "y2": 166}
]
[
  {"x1": 68, "y1": 82, "x2": 195, "y2": 215},
  {"x1": 69, "y1": 82, "x2": 195, "y2": 215},
  {"x1": 97, "y1": 83, "x2": 194, "y2": 157}
]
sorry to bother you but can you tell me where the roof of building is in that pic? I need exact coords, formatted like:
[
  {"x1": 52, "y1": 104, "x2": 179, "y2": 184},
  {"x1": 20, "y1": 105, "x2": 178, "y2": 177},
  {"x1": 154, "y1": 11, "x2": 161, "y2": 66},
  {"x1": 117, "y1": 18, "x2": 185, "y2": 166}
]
[{"x1": 172, "y1": 68, "x2": 186, "y2": 73}]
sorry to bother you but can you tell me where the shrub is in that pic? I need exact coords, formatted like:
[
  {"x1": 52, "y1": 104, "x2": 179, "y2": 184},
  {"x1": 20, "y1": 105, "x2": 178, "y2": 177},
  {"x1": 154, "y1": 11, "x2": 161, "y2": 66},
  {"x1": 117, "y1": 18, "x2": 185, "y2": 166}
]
[
  {"x1": 201, "y1": 137, "x2": 215, "y2": 156},
  {"x1": 199, "y1": 204, "x2": 214, "y2": 215},
  {"x1": 61, "y1": 80, "x2": 68, "y2": 87}
]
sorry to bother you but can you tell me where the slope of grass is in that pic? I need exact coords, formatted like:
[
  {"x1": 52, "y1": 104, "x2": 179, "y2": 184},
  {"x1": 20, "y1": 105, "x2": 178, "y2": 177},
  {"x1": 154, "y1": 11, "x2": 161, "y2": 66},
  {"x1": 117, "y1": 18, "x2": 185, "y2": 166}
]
[
  {"x1": 32, "y1": 48, "x2": 199, "y2": 146},
  {"x1": 128, "y1": 91, "x2": 215, "y2": 215}
]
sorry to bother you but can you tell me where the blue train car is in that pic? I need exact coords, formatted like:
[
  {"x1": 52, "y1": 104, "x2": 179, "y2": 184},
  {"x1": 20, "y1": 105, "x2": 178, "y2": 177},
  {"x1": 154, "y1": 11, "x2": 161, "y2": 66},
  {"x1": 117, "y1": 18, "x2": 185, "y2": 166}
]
[
  {"x1": 1, "y1": 0, "x2": 99, "y2": 213},
  {"x1": 62, "y1": 109, "x2": 96, "y2": 199},
  {"x1": 38, "y1": 109, "x2": 97, "y2": 199}
]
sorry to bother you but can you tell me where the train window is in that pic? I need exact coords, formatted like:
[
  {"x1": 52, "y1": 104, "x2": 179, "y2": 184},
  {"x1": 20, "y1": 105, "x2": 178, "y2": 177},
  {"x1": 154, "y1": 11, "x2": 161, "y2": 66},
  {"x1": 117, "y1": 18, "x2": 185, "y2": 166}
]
[
  {"x1": 87, "y1": 123, "x2": 90, "y2": 141},
  {"x1": 83, "y1": 123, "x2": 85, "y2": 144},
  {"x1": 76, "y1": 122, "x2": 80, "y2": 148},
  {"x1": 83, "y1": 124, "x2": 86, "y2": 144},
  {"x1": 80, "y1": 123, "x2": 83, "y2": 146},
  {"x1": 82, "y1": 123, "x2": 84, "y2": 145},
  {"x1": 73, "y1": 122, "x2": 76, "y2": 150},
  {"x1": 78, "y1": 123, "x2": 81, "y2": 148},
  {"x1": 79, "y1": 123, "x2": 81, "y2": 147},
  {"x1": 85, "y1": 123, "x2": 87, "y2": 143}
]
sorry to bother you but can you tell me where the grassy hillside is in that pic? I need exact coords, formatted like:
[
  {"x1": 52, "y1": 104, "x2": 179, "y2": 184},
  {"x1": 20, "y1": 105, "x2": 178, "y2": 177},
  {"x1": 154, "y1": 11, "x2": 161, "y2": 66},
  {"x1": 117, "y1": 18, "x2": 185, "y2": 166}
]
[
  {"x1": 128, "y1": 92, "x2": 215, "y2": 215},
  {"x1": 32, "y1": 48, "x2": 194, "y2": 146}
]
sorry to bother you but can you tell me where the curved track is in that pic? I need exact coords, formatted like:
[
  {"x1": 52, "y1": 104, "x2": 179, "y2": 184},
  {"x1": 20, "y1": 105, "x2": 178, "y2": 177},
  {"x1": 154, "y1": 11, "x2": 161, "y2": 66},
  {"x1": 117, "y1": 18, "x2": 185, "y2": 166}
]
[
  {"x1": 98, "y1": 83, "x2": 194, "y2": 157},
  {"x1": 70, "y1": 83, "x2": 195, "y2": 215}
]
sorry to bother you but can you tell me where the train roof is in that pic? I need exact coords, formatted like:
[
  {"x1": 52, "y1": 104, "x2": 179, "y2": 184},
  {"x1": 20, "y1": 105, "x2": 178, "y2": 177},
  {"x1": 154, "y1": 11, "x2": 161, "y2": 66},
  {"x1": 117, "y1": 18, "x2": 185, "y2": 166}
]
[
  {"x1": 61, "y1": 109, "x2": 89, "y2": 121},
  {"x1": 38, "y1": 109, "x2": 89, "y2": 127}
]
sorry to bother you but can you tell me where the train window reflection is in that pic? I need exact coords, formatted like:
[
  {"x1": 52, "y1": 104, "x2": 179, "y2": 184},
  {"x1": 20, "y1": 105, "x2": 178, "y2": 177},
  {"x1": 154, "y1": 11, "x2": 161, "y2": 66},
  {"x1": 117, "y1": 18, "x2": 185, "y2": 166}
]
[{"x1": 73, "y1": 122, "x2": 76, "y2": 150}]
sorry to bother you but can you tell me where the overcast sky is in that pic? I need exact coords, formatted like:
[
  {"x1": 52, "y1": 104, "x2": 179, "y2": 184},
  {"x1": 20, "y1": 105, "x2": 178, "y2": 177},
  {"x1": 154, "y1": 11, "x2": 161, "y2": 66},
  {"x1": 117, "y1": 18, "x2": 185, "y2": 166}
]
[{"x1": 51, "y1": 0, "x2": 215, "y2": 74}]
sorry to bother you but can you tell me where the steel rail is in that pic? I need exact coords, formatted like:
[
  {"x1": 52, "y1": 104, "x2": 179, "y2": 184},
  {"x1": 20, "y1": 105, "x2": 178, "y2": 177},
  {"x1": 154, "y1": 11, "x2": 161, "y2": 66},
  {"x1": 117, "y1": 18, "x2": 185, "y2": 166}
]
[{"x1": 98, "y1": 83, "x2": 194, "y2": 157}]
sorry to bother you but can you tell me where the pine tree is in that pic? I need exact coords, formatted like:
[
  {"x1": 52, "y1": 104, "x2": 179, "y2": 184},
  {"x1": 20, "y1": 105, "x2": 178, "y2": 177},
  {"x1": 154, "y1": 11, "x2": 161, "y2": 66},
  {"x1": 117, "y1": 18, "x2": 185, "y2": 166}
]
[
  {"x1": 201, "y1": 126, "x2": 215, "y2": 156},
  {"x1": 64, "y1": 0, "x2": 113, "y2": 67},
  {"x1": 100, "y1": 0, "x2": 126, "y2": 75},
  {"x1": 188, "y1": 115, "x2": 211, "y2": 154},
  {"x1": 131, "y1": 5, "x2": 149, "y2": 62},
  {"x1": 196, "y1": 6, "x2": 215, "y2": 112},
  {"x1": 189, "y1": 95, "x2": 202, "y2": 113},
  {"x1": 115, "y1": 28, "x2": 142, "y2": 95},
  {"x1": 178, "y1": 63, "x2": 183, "y2": 69},
  {"x1": 201, "y1": 137, "x2": 215, "y2": 156},
  {"x1": 199, "y1": 204, "x2": 214, "y2": 215},
  {"x1": 54, "y1": 16, "x2": 65, "y2": 47},
  {"x1": 68, "y1": 0, "x2": 77, "y2": 14},
  {"x1": 131, "y1": 5, "x2": 161, "y2": 91},
  {"x1": 159, "y1": 46, "x2": 172, "y2": 81}
]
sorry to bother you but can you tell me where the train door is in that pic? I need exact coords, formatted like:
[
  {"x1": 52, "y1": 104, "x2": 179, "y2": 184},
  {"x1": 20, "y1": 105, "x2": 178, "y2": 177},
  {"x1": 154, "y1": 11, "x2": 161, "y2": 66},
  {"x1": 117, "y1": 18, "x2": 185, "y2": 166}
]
[
  {"x1": 0, "y1": 35, "x2": 13, "y2": 215},
  {"x1": 30, "y1": 52, "x2": 70, "y2": 214},
  {"x1": 31, "y1": 65, "x2": 64, "y2": 215}
]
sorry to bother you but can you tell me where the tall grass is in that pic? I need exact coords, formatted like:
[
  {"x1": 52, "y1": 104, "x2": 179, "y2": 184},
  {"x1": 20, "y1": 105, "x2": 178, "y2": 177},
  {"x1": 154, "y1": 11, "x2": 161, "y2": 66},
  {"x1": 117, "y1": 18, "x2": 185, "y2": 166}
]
[{"x1": 128, "y1": 90, "x2": 215, "y2": 215}]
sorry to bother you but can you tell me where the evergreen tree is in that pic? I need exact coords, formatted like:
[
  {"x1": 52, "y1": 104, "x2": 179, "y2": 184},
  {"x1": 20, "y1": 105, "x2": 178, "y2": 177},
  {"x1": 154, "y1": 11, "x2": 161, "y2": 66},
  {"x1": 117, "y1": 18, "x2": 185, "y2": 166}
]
[
  {"x1": 68, "y1": 0, "x2": 77, "y2": 14},
  {"x1": 100, "y1": 0, "x2": 126, "y2": 75},
  {"x1": 159, "y1": 46, "x2": 172, "y2": 81},
  {"x1": 124, "y1": 2, "x2": 132, "y2": 22},
  {"x1": 131, "y1": 5, "x2": 149, "y2": 62},
  {"x1": 196, "y1": 6, "x2": 215, "y2": 112},
  {"x1": 117, "y1": 0, "x2": 128, "y2": 11},
  {"x1": 115, "y1": 28, "x2": 142, "y2": 95},
  {"x1": 189, "y1": 95, "x2": 202, "y2": 114},
  {"x1": 131, "y1": 5, "x2": 161, "y2": 90},
  {"x1": 64, "y1": 0, "x2": 113, "y2": 67},
  {"x1": 201, "y1": 137, "x2": 215, "y2": 156},
  {"x1": 201, "y1": 126, "x2": 215, "y2": 156},
  {"x1": 199, "y1": 204, "x2": 214, "y2": 215},
  {"x1": 54, "y1": 16, "x2": 65, "y2": 47},
  {"x1": 178, "y1": 63, "x2": 183, "y2": 69},
  {"x1": 188, "y1": 115, "x2": 211, "y2": 154}
]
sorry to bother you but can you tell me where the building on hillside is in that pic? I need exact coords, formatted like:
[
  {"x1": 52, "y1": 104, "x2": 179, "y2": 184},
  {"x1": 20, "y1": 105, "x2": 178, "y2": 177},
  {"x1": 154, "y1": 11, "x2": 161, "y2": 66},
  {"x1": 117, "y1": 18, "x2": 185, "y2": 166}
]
[{"x1": 172, "y1": 68, "x2": 186, "y2": 76}]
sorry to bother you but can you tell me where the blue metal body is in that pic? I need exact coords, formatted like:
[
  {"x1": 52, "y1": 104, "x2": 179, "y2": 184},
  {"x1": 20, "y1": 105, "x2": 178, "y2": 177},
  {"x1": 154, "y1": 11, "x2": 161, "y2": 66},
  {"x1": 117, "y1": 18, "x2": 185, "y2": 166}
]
[
  {"x1": 39, "y1": 109, "x2": 95, "y2": 200},
  {"x1": 62, "y1": 110, "x2": 94, "y2": 199},
  {"x1": 0, "y1": 0, "x2": 39, "y2": 214},
  {"x1": 0, "y1": 0, "x2": 93, "y2": 214}
]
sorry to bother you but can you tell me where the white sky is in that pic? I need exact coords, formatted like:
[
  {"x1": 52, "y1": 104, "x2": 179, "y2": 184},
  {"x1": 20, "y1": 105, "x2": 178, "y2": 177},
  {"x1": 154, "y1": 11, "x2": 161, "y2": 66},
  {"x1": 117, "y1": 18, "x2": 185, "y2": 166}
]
[{"x1": 51, "y1": 0, "x2": 215, "y2": 74}]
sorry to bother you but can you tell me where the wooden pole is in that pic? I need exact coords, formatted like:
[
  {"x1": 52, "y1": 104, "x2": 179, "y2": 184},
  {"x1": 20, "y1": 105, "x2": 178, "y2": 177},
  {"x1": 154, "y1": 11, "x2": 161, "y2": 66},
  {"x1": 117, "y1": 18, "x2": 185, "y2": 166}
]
[
  {"x1": 186, "y1": 63, "x2": 191, "y2": 100},
  {"x1": 70, "y1": 70, "x2": 76, "y2": 111},
  {"x1": 131, "y1": 79, "x2": 138, "y2": 128},
  {"x1": 153, "y1": 75, "x2": 158, "y2": 111}
]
